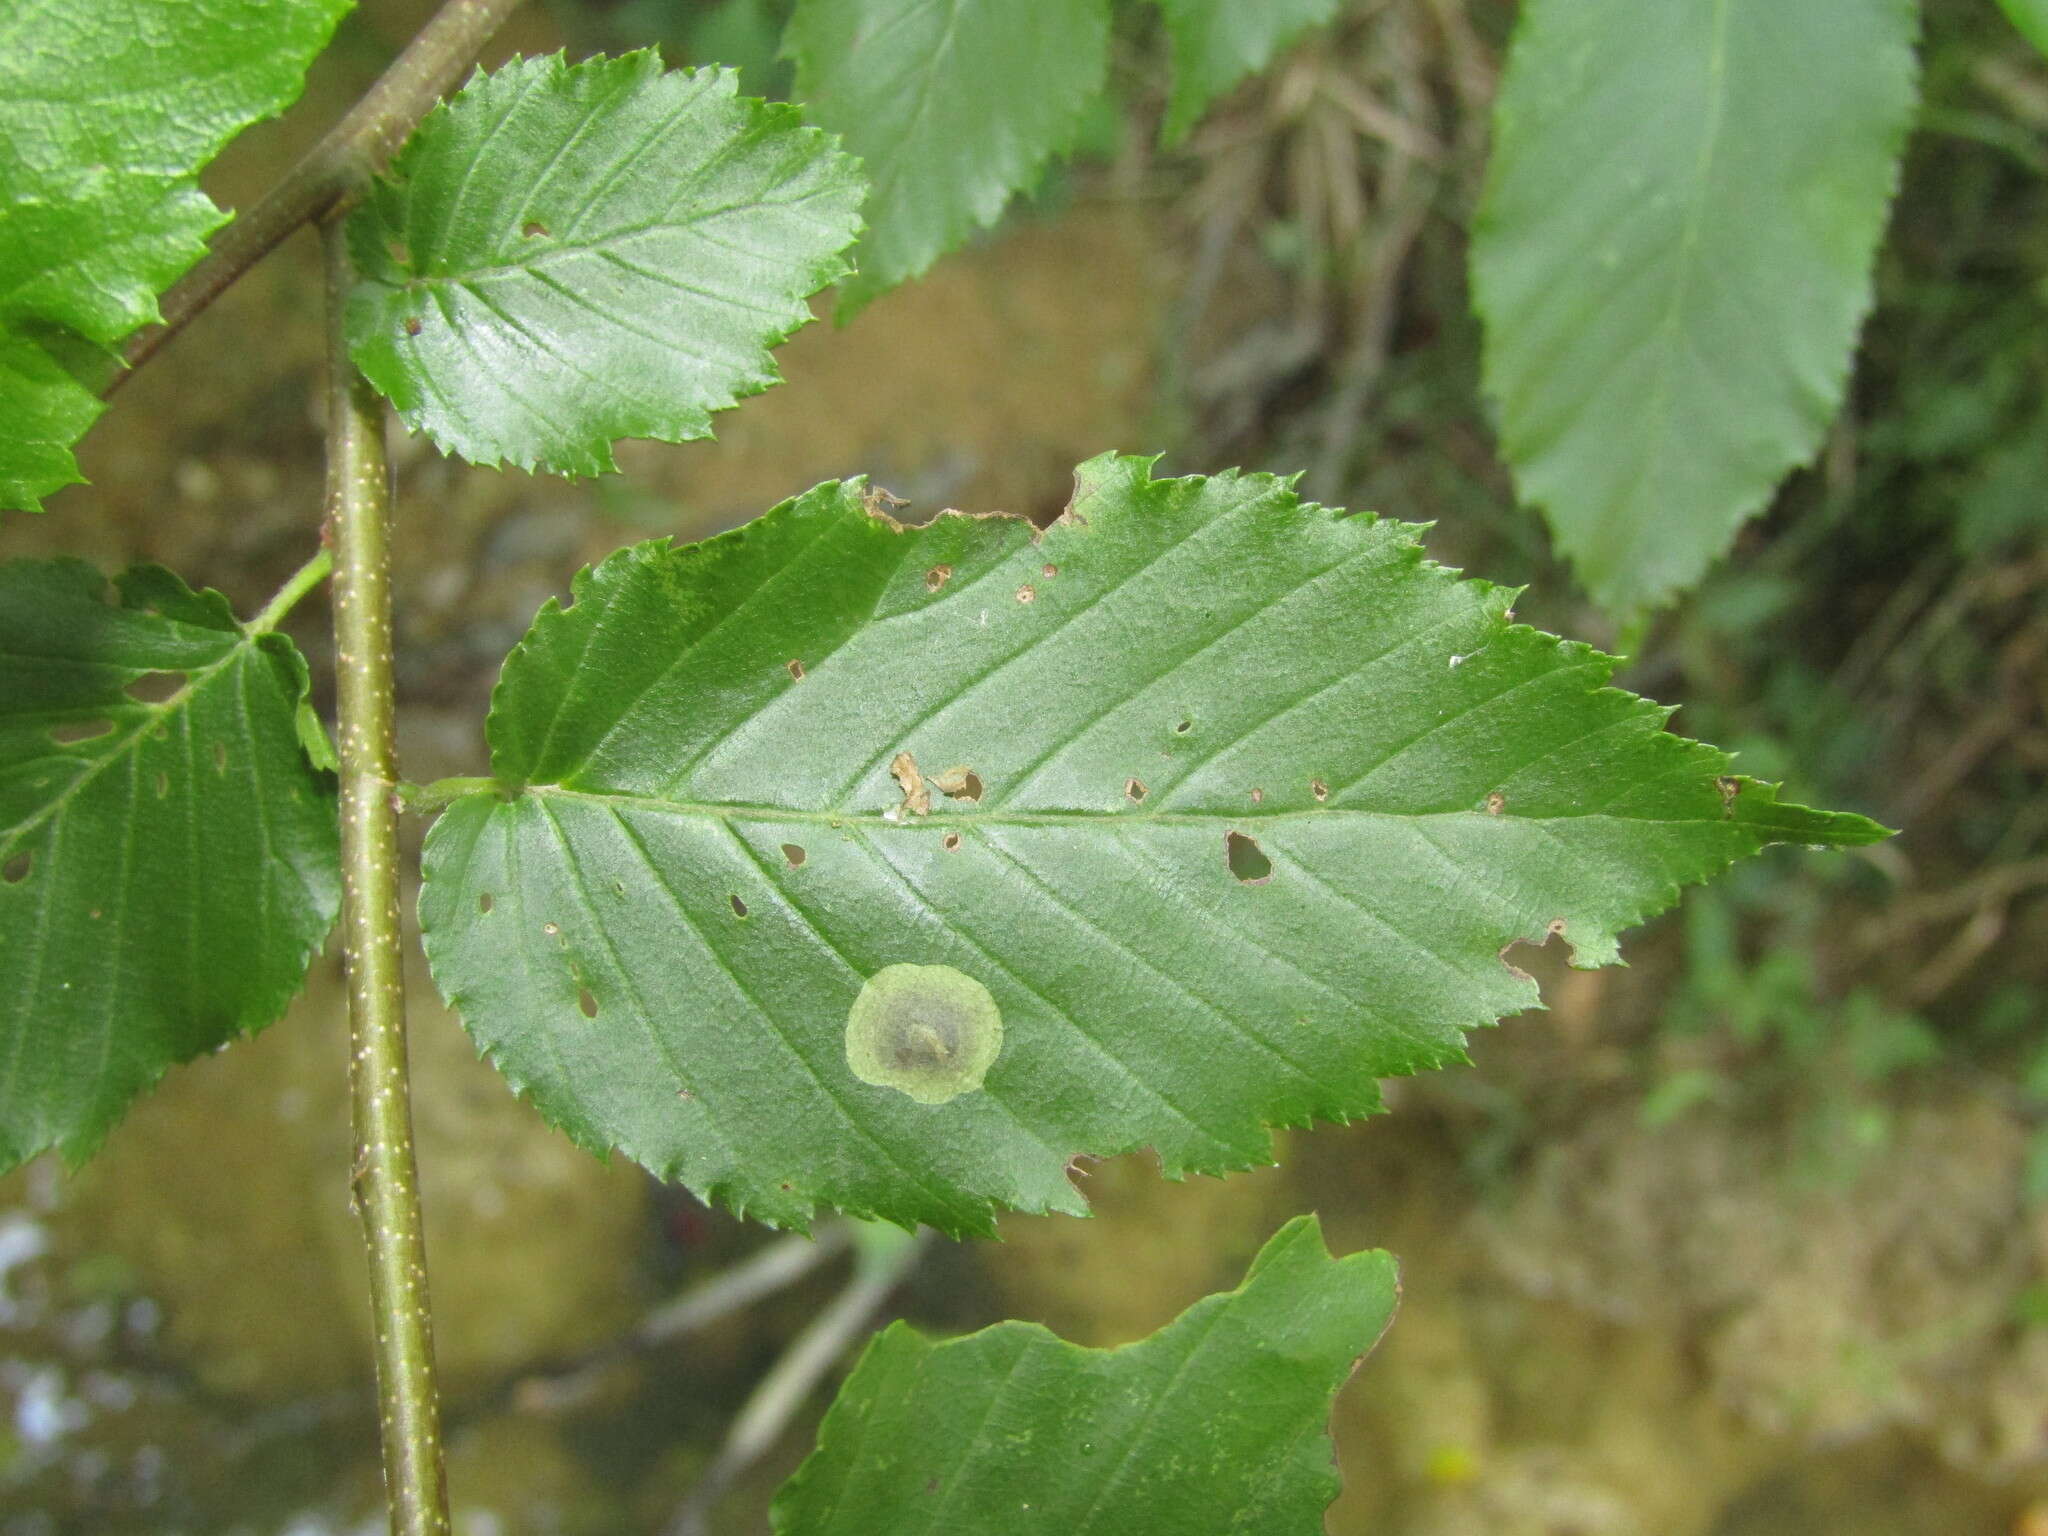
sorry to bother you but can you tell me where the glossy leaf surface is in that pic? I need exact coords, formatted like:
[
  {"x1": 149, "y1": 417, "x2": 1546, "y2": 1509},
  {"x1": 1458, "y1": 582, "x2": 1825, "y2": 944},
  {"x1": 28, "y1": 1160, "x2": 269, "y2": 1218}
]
[
  {"x1": 772, "y1": 1216, "x2": 1396, "y2": 1535},
  {"x1": 419, "y1": 455, "x2": 1886, "y2": 1234},
  {"x1": 346, "y1": 51, "x2": 863, "y2": 475},
  {"x1": 0, "y1": 561, "x2": 340, "y2": 1167},
  {"x1": 1471, "y1": 0, "x2": 1918, "y2": 613},
  {"x1": 0, "y1": 0, "x2": 351, "y2": 510},
  {"x1": 785, "y1": 0, "x2": 1109, "y2": 317}
]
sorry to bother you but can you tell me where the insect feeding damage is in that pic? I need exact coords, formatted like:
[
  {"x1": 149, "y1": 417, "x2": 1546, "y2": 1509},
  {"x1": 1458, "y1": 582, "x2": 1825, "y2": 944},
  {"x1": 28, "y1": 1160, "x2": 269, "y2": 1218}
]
[
  {"x1": 886, "y1": 753, "x2": 982, "y2": 820},
  {"x1": 888, "y1": 752, "x2": 930, "y2": 818},
  {"x1": 845, "y1": 963, "x2": 1005, "y2": 1105}
]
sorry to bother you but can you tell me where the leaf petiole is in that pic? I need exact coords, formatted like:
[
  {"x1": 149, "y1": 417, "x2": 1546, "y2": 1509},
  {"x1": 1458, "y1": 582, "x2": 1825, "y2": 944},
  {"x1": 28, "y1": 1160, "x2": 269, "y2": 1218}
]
[
  {"x1": 399, "y1": 776, "x2": 499, "y2": 814},
  {"x1": 247, "y1": 547, "x2": 334, "y2": 634}
]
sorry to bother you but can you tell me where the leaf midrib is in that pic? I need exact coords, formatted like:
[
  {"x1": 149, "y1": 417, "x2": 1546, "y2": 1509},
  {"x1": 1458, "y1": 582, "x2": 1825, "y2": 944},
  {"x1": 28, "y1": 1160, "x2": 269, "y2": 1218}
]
[
  {"x1": 1591, "y1": 0, "x2": 1732, "y2": 581},
  {"x1": 516, "y1": 782, "x2": 1716, "y2": 830}
]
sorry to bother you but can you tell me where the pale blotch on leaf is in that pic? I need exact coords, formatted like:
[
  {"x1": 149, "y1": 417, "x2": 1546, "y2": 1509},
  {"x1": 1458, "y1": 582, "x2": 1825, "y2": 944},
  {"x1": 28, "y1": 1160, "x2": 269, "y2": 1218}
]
[{"x1": 845, "y1": 963, "x2": 1004, "y2": 1106}]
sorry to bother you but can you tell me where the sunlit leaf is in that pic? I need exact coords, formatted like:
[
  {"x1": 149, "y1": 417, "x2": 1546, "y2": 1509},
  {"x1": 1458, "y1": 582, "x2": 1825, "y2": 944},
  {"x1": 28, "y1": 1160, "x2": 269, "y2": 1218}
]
[
  {"x1": 0, "y1": 0, "x2": 352, "y2": 510},
  {"x1": 772, "y1": 1216, "x2": 1397, "y2": 1534},
  {"x1": 1471, "y1": 0, "x2": 1919, "y2": 614},
  {"x1": 419, "y1": 455, "x2": 1886, "y2": 1234},
  {"x1": 785, "y1": 0, "x2": 1109, "y2": 318},
  {"x1": 0, "y1": 560, "x2": 340, "y2": 1168},
  {"x1": 345, "y1": 51, "x2": 863, "y2": 476}
]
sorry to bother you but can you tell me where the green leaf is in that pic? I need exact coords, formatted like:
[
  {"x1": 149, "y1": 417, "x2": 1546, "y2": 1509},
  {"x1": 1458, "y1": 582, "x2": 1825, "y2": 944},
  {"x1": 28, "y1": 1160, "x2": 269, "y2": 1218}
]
[
  {"x1": 681, "y1": 0, "x2": 793, "y2": 99},
  {"x1": 0, "y1": 335, "x2": 102, "y2": 510},
  {"x1": 784, "y1": 0, "x2": 1110, "y2": 319},
  {"x1": 0, "y1": 0, "x2": 352, "y2": 510},
  {"x1": 0, "y1": 560, "x2": 341, "y2": 1168},
  {"x1": 1152, "y1": 0, "x2": 1343, "y2": 145},
  {"x1": 1470, "y1": 0, "x2": 1919, "y2": 615},
  {"x1": 1997, "y1": 0, "x2": 2048, "y2": 55},
  {"x1": 772, "y1": 1215, "x2": 1397, "y2": 1534},
  {"x1": 344, "y1": 51, "x2": 863, "y2": 477},
  {"x1": 418, "y1": 455, "x2": 1886, "y2": 1235}
]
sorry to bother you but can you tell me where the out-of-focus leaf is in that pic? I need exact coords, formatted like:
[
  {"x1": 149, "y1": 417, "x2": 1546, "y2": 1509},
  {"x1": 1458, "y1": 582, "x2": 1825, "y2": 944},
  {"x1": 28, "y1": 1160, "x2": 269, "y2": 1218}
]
[
  {"x1": 785, "y1": 0, "x2": 1109, "y2": 318},
  {"x1": 1996, "y1": 0, "x2": 2048, "y2": 56},
  {"x1": 1152, "y1": 0, "x2": 1342, "y2": 144},
  {"x1": 1471, "y1": 0, "x2": 1919, "y2": 613}
]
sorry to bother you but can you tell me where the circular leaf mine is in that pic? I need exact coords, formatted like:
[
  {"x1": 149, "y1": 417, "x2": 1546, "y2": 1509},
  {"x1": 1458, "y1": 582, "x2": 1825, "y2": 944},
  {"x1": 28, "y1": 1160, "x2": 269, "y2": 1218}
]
[{"x1": 845, "y1": 964, "x2": 1004, "y2": 1106}]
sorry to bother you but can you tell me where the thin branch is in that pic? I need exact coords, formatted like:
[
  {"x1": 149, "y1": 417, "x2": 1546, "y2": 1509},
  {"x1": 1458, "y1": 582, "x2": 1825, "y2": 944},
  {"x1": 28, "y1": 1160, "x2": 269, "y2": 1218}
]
[
  {"x1": 507, "y1": 1224, "x2": 859, "y2": 1416},
  {"x1": 665, "y1": 1227, "x2": 933, "y2": 1536},
  {"x1": 639, "y1": 1223, "x2": 860, "y2": 1349},
  {"x1": 112, "y1": 0, "x2": 526, "y2": 391},
  {"x1": 322, "y1": 216, "x2": 451, "y2": 1536}
]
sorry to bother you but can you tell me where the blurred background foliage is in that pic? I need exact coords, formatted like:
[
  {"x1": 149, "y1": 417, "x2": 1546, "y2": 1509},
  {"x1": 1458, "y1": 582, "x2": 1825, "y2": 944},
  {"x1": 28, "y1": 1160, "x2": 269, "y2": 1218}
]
[{"x1": 3, "y1": 0, "x2": 2047, "y2": 1532}]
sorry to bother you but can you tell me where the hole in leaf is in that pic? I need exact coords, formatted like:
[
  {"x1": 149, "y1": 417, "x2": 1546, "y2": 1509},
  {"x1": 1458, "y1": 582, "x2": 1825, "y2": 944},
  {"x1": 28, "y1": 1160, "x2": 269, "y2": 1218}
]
[
  {"x1": 1311, "y1": 778, "x2": 1329, "y2": 802},
  {"x1": 942, "y1": 832, "x2": 962, "y2": 852},
  {"x1": 1174, "y1": 719, "x2": 1192, "y2": 735},
  {"x1": 1225, "y1": 831, "x2": 1271, "y2": 884},
  {"x1": 543, "y1": 921, "x2": 560, "y2": 936},
  {"x1": 50, "y1": 718, "x2": 114, "y2": 744},
  {"x1": 3, "y1": 852, "x2": 29, "y2": 884},
  {"x1": 787, "y1": 659, "x2": 805, "y2": 681},
  {"x1": 125, "y1": 670, "x2": 186, "y2": 704},
  {"x1": 1499, "y1": 924, "x2": 1574, "y2": 985},
  {"x1": 1016, "y1": 584, "x2": 1036, "y2": 604},
  {"x1": 730, "y1": 894, "x2": 749, "y2": 918},
  {"x1": 1486, "y1": 791, "x2": 1506, "y2": 815},
  {"x1": 782, "y1": 843, "x2": 806, "y2": 868},
  {"x1": 931, "y1": 767, "x2": 982, "y2": 802},
  {"x1": 924, "y1": 564, "x2": 953, "y2": 592},
  {"x1": 153, "y1": 771, "x2": 169, "y2": 799},
  {"x1": 211, "y1": 740, "x2": 228, "y2": 774},
  {"x1": 612, "y1": 879, "x2": 627, "y2": 897},
  {"x1": 403, "y1": 316, "x2": 422, "y2": 337},
  {"x1": 522, "y1": 220, "x2": 549, "y2": 238},
  {"x1": 1125, "y1": 777, "x2": 1147, "y2": 803},
  {"x1": 478, "y1": 891, "x2": 494, "y2": 914},
  {"x1": 578, "y1": 988, "x2": 599, "y2": 1019}
]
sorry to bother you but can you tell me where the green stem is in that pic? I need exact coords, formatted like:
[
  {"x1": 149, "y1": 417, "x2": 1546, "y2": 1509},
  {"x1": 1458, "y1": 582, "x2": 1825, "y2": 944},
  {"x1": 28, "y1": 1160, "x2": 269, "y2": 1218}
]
[
  {"x1": 248, "y1": 547, "x2": 334, "y2": 634},
  {"x1": 112, "y1": 0, "x2": 527, "y2": 390},
  {"x1": 398, "y1": 776, "x2": 500, "y2": 814},
  {"x1": 321, "y1": 218, "x2": 450, "y2": 1536}
]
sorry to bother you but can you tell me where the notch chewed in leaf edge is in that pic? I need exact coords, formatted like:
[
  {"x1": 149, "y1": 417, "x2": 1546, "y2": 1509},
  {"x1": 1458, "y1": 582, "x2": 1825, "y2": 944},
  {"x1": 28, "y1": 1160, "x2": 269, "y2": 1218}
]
[
  {"x1": 771, "y1": 1215, "x2": 1397, "y2": 1534},
  {"x1": 418, "y1": 454, "x2": 1888, "y2": 1236}
]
